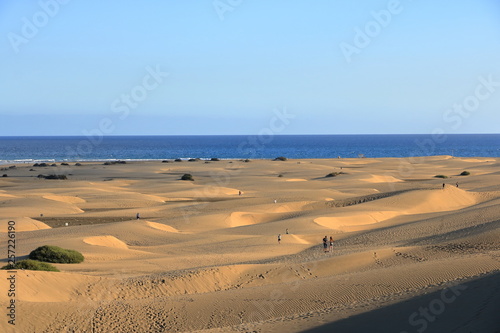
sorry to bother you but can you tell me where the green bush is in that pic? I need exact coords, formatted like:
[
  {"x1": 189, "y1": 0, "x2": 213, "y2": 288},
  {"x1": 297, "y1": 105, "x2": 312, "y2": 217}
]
[
  {"x1": 460, "y1": 171, "x2": 470, "y2": 176},
  {"x1": 29, "y1": 245, "x2": 84, "y2": 264},
  {"x1": 273, "y1": 156, "x2": 288, "y2": 161},
  {"x1": 181, "y1": 174, "x2": 194, "y2": 181},
  {"x1": 434, "y1": 175, "x2": 448, "y2": 179},
  {"x1": 2, "y1": 259, "x2": 59, "y2": 272}
]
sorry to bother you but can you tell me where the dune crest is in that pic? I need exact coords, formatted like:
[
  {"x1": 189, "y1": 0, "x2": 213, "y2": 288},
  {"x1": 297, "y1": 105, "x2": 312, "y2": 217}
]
[
  {"x1": 43, "y1": 195, "x2": 86, "y2": 204},
  {"x1": 145, "y1": 221, "x2": 180, "y2": 233},
  {"x1": 83, "y1": 235, "x2": 129, "y2": 249},
  {"x1": 0, "y1": 217, "x2": 51, "y2": 232}
]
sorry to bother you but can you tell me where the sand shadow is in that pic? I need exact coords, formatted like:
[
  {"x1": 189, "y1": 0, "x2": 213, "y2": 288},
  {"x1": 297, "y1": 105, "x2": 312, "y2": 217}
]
[{"x1": 300, "y1": 272, "x2": 500, "y2": 333}]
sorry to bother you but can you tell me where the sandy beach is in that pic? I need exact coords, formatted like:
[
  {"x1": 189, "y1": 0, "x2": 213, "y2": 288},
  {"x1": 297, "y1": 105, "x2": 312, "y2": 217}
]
[{"x1": 1, "y1": 156, "x2": 499, "y2": 332}]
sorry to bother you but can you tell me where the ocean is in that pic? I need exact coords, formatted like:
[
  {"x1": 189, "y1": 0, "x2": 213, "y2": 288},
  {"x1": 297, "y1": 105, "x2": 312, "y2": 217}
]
[{"x1": 0, "y1": 134, "x2": 499, "y2": 164}]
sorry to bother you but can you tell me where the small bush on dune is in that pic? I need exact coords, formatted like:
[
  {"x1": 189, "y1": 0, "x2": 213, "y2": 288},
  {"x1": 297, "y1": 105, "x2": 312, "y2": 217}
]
[
  {"x1": 174, "y1": 159, "x2": 182, "y2": 162},
  {"x1": 2, "y1": 174, "x2": 7, "y2": 177},
  {"x1": 273, "y1": 156, "x2": 288, "y2": 161},
  {"x1": 325, "y1": 172, "x2": 345, "y2": 178},
  {"x1": 460, "y1": 171, "x2": 470, "y2": 176},
  {"x1": 181, "y1": 174, "x2": 194, "y2": 181},
  {"x1": 103, "y1": 160, "x2": 126, "y2": 165},
  {"x1": 211, "y1": 158, "x2": 220, "y2": 161},
  {"x1": 38, "y1": 174, "x2": 67, "y2": 180},
  {"x1": 2, "y1": 259, "x2": 59, "y2": 272},
  {"x1": 29, "y1": 245, "x2": 84, "y2": 264},
  {"x1": 434, "y1": 175, "x2": 448, "y2": 179}
]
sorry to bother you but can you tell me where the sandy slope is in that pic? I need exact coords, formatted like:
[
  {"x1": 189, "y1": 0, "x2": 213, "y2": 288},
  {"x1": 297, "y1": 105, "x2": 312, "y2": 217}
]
[{"x1": 0, "y1": 157, "x2": 499, "y2": 333}]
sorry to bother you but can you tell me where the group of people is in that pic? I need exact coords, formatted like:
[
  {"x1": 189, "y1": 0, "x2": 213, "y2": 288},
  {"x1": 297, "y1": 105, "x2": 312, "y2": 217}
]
[{"x1": 322, "y1": 236, "x2": 334, "y2": 252}]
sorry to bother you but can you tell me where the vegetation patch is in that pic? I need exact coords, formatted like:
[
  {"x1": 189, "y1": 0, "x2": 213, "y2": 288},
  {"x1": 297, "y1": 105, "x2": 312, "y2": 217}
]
[
  {"x1": 434, "y1": 175, "x2": 448, "y2": 179},
  {"x1": 29, "y1": 245, "x2": 84, "y2": 264},
  {"x1": 325, "y1": 172, "x2": 346, "y2": 178},
  {"x1": 103, "y1": 160, "x2": 127, "y2": 165},
  {"x1": 2, "y1": 259, "x2": 59, "y2": 272},
  {"x1": 459, "y1": 171, "x2": 470, "y2": 176},
  {"x1": 181, "y1": 174, "x2": 194, "y2": 181},
  {"x1": 273, "y1": 156, "x2": 288, "y2": 161},
  {"x1": 38, "y1": 174, "x2": 68, "y2": 180}
]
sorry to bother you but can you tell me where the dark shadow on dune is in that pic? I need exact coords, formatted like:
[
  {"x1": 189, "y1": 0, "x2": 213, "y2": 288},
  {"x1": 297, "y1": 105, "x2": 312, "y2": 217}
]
[{"x1": 301, "y1": 272, "x2": 500, "y2": 333}]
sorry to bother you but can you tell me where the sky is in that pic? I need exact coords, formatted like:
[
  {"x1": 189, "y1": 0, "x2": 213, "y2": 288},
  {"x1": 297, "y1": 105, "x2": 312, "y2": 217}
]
[{"x1": 0, "y1": 0, "x2": 499, "y2": 136}]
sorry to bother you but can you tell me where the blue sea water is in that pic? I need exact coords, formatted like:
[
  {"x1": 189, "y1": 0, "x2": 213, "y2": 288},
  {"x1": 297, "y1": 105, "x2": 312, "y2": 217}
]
[{"x1": 0, "y1": 134, "x2": 499, "y2": 164}]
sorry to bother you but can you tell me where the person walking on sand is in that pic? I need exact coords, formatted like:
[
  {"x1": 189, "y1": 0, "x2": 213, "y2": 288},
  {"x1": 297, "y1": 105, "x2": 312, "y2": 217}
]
[
  {"x1": 278, "y1": 234, "x2": 281, "y2": 244},
  {"x1": 136, "y1": 212, "x2": 140, "y2": 220},
  {"x1": 329, "y1": 236, "x2": 334, "y2": 252},
  {"x1": 456, "y1": 182, "x2": 459, "y2": 188},
  {"x1": 442, "y1": 183, "x2": 445, "y2": 189},
  {"x1": 323, "y1": 236, "x2": 328, "y2": 252}
]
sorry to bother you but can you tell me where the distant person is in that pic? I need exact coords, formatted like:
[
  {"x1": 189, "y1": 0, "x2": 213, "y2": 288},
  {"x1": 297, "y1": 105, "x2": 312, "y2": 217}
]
[
  {"x1": 136, "y1": 213, "x2": 140, "y2": 220},
  {"x1": 323, "y1": 236, "x2": 328, "y2": 252},
  {"x1": 278, "y1": 234, "x2": 281, "y2": 244},
  {"x1": 286, "y1": 228, "x2": 289, "y2": 234},
  {"x1": 442, "y1": 183, "x2": 445, "y2": 189},
  {"x1": 456, "y1": 182, "x2": 459, "y2": 188},
  {"x1": 274, "y1": 199, "x2": 277, "y2": 204},
  {"x1": 329, "y1": 236, "x2": 334, "y2": 252},
  {"x1": 238, "y1": 190, "x2": 242, "y2": 196}
]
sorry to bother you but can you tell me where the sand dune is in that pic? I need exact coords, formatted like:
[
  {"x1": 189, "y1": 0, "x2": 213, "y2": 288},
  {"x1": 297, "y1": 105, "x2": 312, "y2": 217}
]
[
  {"x1": 359, "y1": 174, "x2": 403, "y2": 183},
  {"x1": 0, "y1": 217, "x2": 51, "y2": 232},
  {"x1": 1, "y1": 158, "x2": 498, "y2": 333},
  {"x1": 43, "y1": 195, "x2": 86, "y2": 204},
  {"x1": 83, "y1": 235, "x2": 129, "y2": 249},
  {"x1": 145, "y1": 221, "x2": 180, "y2": 233}
]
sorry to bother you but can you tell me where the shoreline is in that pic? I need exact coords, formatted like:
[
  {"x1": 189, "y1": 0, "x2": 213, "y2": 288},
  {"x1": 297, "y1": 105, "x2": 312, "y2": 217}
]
[{"x1": 1, "y1": 154, "x2": 499, "y2": 165}]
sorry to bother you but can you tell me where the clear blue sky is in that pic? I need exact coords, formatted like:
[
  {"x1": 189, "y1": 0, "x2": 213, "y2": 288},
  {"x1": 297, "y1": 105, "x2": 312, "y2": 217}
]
[{"x1": 1, "y1": 0, "x2": 499, "y2": 135}]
